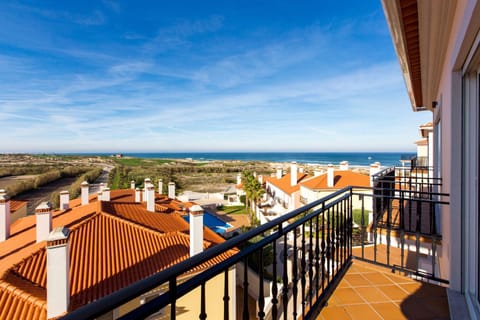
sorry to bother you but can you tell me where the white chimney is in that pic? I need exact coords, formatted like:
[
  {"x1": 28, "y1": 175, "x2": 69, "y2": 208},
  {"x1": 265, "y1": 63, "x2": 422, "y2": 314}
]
[
  {"x1": 168, "y1": 182, "x2": 176, "y2": 199},
  {"x1": 314, "y1": 170, "x2": 322, "y2": 177},
  {"x1": 130, "y1": 180, "x2": 135, "y2": 190},
  {"x1": 236, "y1": 173, "x2": 241, "y2": 185},
  {"x1": 291, "y1": 162, "x2": 298, "y2": 187},
  {"x1": 189, "y1": 205, "x2": 204, "y2": 256},
  {"x1": 146, "y1": 186, "x2": 155, "y2": 212},
  {"x1": 0, "y1": 189, "x2": 11, "y2": 242},
  {"x1": 276, "y1": 167, "x2": 282, "y2": 179},
  {"x1": 97, "y1": 191, "x2": 103, "y2": 202},
  {"x1": 36, "y1": 202, "x2": 52, "y2": 243},
  {"x1": 327, "y1": 164, "x2": 335, "y2": 188},
  {"x1": 299, "y1": 167, "x2": 305, "y2": 174},
  {"x1": 370, "y1": 163, "x2": 381, "y2": 187},
  {"x1": 59, "y1": 191, "x2": 69, "y2": 210},
  {"x1": 47, "y1": 227, "x2": 70, "y2": 319},
  {"x1": 253, "y1": 171, "x2": 257, "y2": 178},
  {"x1": 135, "y1": 187, "x2": 141, "y2": 203},
  {"x1": 100, "y1": 182, "x2": 106, "y2": 191},
  {"x1": 258, "y1": 175, "x2": 263, "y2": 184},
  {"x1": 103, "y1": 188, "x2": 110, "y2": 202},
  {"x1": 80, "y1": 181, "x2": 89, "y2": 205},
  {"x1": 143, "y1": 178, "x2": 151, "y2": 201},
  {"x1": 158, "y1": 179, "x2": 163, "y2": 194},
  {"x1": 340, "y1": 161, "x2": 349, "y2": 171}
]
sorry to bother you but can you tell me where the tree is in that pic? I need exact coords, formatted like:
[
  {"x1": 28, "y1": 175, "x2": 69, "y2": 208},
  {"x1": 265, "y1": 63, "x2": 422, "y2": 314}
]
[{"x1": 242, "y1": 171, "x2": 265, "y2": 223}]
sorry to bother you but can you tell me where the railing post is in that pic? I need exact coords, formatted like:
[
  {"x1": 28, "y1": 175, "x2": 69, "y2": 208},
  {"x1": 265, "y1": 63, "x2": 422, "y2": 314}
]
[
  {"x1": 223, "y1": 270, "x2": 229, "y2": 320},
  {"x1": 199, "y1": 283, "x2": 206, "y2": 320},
  {"x1": 292, "y1": 227, "x2": 298, "y2": 319},
  {"x1": 271, "y1": 238, "x2": 278, "y2": 320},
  {"x1": 243, "y1": 257, "x2": 249, "y2": 320},
  {"x1": 257, "y1": 248, "x2": 265, "y2": 320},
  {"x1": 169, "y1": 278, "x2": 176, "y2": 320},
  {"x1": 308, "y1": 217, "x2": 314, "y2": 310},
  {"x1": 282, "y1": 233, "x2": 289, "y2": 320},
  {"x1": 301, "y1": 224, "x2": 306, "y2": 318}
]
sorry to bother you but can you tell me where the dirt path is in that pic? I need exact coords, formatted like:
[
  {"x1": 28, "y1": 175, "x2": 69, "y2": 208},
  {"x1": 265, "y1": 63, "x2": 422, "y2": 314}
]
[
  {"x1": 89, "y1": 166, "x2": 113, "y2": 194},
  {"x1": 13, "y1": 177, "x2": 77, "y2": 215}
]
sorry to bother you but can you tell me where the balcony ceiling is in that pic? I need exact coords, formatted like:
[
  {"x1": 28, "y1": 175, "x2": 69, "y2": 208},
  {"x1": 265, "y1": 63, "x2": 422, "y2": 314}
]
[{"x1": 382, "y1": 0, "x2": 457, "y2": 112}]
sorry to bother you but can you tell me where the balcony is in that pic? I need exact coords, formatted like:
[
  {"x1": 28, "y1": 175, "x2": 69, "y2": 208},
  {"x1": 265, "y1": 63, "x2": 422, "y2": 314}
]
[{"x1": 62, "y1": 166, "x2": 449, "y2": 320}]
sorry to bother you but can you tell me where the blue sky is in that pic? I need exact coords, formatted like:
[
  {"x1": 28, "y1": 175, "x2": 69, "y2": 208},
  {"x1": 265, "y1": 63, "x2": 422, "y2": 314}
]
[{"x1": 0, "y1": 1, "x2": 431, "y2": 153}]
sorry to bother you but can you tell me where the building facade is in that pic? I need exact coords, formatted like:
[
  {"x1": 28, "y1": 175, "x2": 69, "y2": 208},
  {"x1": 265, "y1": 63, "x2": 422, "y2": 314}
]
[{"x1": 383, "y1": 0, "x2": 480, "y2": 317}]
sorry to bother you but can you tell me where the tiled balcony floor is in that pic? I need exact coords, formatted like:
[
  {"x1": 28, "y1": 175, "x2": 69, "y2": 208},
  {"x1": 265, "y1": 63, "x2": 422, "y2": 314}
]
[{"x1": 318, "y1": 259, "x2": 450, "y2": 320}]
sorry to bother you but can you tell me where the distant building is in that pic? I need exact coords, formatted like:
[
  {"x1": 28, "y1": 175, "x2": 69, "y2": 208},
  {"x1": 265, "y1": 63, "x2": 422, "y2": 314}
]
[
  {"x1": 299, "y1": 163, "x2": 372, "y2": 211},
  {"x1": 383, "y1": 0, "x2": 480, "y2": 317},
  {"x1": 263, "y1": 162, "x2": 310, "y2": 219}
]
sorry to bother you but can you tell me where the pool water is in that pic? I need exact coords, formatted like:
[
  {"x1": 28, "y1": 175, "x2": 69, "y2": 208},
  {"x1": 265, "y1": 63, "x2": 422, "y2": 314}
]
[{"x1": 183, "y1": 212, "x2": 233, "y2": 235}]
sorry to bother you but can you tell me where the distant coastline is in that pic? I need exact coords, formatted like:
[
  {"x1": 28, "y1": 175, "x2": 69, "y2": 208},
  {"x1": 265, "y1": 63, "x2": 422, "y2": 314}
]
[{"x1": 57, "y1": 152, "x2": 414, "y2": 168}]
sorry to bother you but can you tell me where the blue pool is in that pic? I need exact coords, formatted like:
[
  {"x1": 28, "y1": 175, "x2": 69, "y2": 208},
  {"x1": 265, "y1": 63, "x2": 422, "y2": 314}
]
[{"x1": 183, "y1": 212, "x2": 233, "y2": 235}]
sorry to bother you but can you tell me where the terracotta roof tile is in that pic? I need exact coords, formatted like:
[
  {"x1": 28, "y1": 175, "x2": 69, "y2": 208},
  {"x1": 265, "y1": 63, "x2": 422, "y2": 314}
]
[
  {"x1": 265, "y1": 173, "x2": 310, "y2": 195},
  {"x1": 300, "y1": 171, "x2": 370, "y2": 190},
  {"x1": 9, "y1": 200, "x2": 27, "y2": 213},
  {"x1": 0, "y1": 189, "x2": 237, "y2": 319}
]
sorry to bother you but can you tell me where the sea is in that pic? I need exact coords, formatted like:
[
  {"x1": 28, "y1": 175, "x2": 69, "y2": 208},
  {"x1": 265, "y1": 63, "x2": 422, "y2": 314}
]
[{"x1": 68, "y1": 152, "x2": 414, "y2": 168}]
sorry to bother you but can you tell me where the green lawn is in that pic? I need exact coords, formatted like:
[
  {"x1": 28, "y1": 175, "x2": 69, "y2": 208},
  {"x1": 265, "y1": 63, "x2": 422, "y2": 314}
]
[
  {"x1": 352, "y1": 209, "x2": 370, "y2": 226},
  {"x1": 114, "y1": 158, "x2": 173, "y2": 166},
  {"x1": 218, "y1": 205, "x2": 247, "y2": 215}
]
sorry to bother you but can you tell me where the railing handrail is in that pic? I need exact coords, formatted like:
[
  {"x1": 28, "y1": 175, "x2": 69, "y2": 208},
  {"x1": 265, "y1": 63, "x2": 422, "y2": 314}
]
[{"x1": 62, "y1": 187, "x2": 354, "y2": 320}]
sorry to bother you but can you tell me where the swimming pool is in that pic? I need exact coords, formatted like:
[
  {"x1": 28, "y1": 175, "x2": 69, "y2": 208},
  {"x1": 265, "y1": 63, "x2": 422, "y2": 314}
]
[{"x1": 183, "y1": 212, "x2": 233, "y2": 235}]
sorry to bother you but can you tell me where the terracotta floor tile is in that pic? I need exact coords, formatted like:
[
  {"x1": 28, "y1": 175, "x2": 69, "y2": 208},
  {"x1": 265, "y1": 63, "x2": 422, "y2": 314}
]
[
  {"x1": 338, "y1": 279, "x2": 352, "y2": 288},
  {"x1": 398, "y1": 282, "x2": 423, "y2": 294},
  {"x1": 377, "y1": 285, "x2": 410, "y2": 301},
  {"x1": 315, "y1": 260, "x2": 450, "y2": 320},
  {"x1": 418, "y1": 297, "x2": 450, "y2": 318},
  {"x1": 370, "y1": 302, "x2": 408, "y2": 320},
  {"x1": 363, "y1": 273, "x2": 395, "y2": 286},
  {"x1": 354, "y1": 287, "x2": 389, "y2": 303},
  {"x1": 325, "y1": 295, "x2": 340, "y2": 306},
  {"x1": 333, "y1": 287, "x2": 365, "y2": 305},
  {"x1": 398, "y1": 300, "x2": 440, "y2": 319},
  {"x1": 320, "y1": 306, "x2": 351, "y2": 320},
  {"x1": 344, "y1": 274, "x2": 371, "y2": 287},
  {"x1": 384, "y1": 272, "x2": 415, "y2": 284},
  {"x1": 344, "y1": 304, "x2": 382, "y2": 320}
]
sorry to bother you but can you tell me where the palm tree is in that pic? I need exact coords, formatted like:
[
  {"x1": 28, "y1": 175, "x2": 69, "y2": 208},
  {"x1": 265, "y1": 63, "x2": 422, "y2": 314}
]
[{"x1": 242, "y1": 171, "x2": 265, "y2": 224}]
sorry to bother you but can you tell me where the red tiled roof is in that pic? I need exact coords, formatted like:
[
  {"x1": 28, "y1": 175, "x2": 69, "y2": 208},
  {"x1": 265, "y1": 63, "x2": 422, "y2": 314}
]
[
  {"x1": 0, "y1": 189, "x2": 237, "y2": 319},
  {"x1": 300, "y1": 171, "x2": 370, "y2": 190},
  {"x1": 9, "y1": 200, "x2": 27, "y2": 213},
  {"x1": 265, "y1": 173, "x2": 310, "y2": 195}
]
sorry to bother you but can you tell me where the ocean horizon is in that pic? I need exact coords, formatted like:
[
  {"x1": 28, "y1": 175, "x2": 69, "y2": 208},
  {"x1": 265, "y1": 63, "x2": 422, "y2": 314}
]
[{"x1": 60, "y1": 152, "x2": 415, "y2": 168}]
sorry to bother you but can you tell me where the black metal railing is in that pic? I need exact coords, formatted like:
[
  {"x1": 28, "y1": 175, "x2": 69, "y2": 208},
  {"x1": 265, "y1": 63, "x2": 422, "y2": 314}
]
[
  {"x1": 62, "y1": 188, "x2": 354, "y2": 320},
  {"x1": 358, "y1": 165, "x2": 448, "y2": 282},
  {"x1": 411, "y1": 156, "x2": 429, "y2": 168},
  {"x1": 62, "y1": 166, "x2": 449, "y2": 319}
]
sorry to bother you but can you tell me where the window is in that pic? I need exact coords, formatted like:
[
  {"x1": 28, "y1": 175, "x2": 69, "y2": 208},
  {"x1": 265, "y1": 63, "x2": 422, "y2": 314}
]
[
  {"x1": 462, "y1": 52, "x2": 480, "y2": 314},
  {"x1": 478, "y1": 73, "x2": 480, "y2": 305}
]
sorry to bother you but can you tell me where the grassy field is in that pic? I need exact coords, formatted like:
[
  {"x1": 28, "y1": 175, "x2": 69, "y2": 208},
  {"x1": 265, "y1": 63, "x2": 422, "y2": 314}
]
[
  {"x1": 352, "y1": 208, "x2": 370, "y2": 226},
  {"x1": 114, "y1": 158, "x2": 174, "y2": 166},
  {"x1": 218, "y1": 205, "x2": 247, "y2": 215}
]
